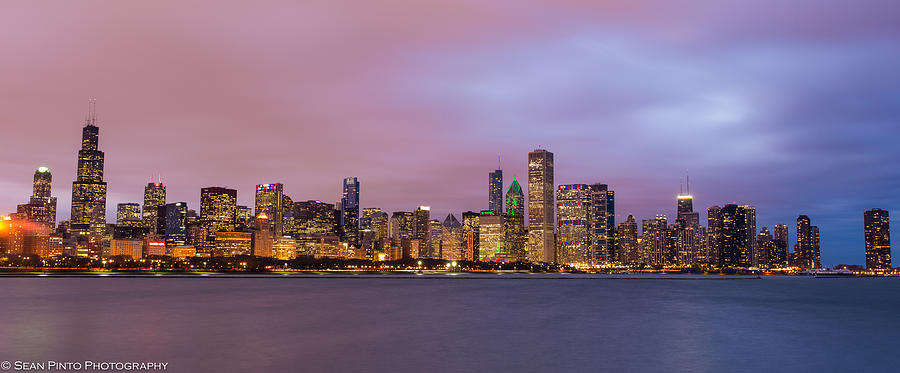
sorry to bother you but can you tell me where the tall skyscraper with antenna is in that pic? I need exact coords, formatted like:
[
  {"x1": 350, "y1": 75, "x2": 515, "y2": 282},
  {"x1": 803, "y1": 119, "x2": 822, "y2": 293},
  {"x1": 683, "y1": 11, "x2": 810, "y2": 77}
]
[{"x1": 70, "y1": 99, "x2": 108, "y2": 236}]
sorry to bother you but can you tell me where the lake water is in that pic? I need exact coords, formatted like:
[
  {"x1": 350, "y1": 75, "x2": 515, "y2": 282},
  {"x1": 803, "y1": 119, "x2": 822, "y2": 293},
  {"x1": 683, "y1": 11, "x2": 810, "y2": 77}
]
[{"x1": 0, "y1": 274, "x2": 897, "y2": 372}]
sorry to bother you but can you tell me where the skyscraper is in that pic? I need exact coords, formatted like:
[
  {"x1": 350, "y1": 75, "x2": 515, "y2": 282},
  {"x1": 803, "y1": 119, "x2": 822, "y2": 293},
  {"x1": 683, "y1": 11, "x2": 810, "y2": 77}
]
[
  {"x1": 461, "y1": 211, "x2": 480, "y2": 261},
  {"x1": 718, "y1": 204, "x2": 756, "y2": 268},
  {"x1": 441, "y1": 214, "x2": 463, "y2": 260},
  {"x1": 295, "y1": 200, "x2": 339, "y2": 236},
  {"x1": 504, "y1": 176, "x2": 526, "y2": 261},
  {"x1": 70, "y1": 101, "x2": 107, "y2": 236},
  {"x1": 256, "y1": 183, "x2": 284, "y2": 235},
  {"x1": 18, "y1": 167, "x2": 58, "y2": 228},
  {"x1": 341, "y1": 177, "x2": 360, "y2": 247},
  {"x1": 478, "y1": 211, "x2": 504, "y2": 261},
  {"x1": 413, "y1": 206, "x2": 432, "y2": 257},
  {"x1": 590, "y1": 183, "x2": 615, "y2": 263},
  {"x1": 641, "y1": 215, "x2": 669, "y2": 267},
  {"x1": 795, "y1": 215, "x2": 821, "y2": 269},
  {"x1": 200, "y1": 187, "x2": 237, "y2": 256},
  {"x1": 864, "y1": 209, "x2": 891, "y2": 271},
  {"x1": 706, "y1": 206, "x2": 722, "y2": 267},
  {"x1": 557, "y1": 184, "x2": 592, "y2": 265},
  {"x1": 772, "y1": 224, "x2": 789, "y2": 268},
  {"x1": 158, "y1": 202, "x2": 188, "y2": 247},
  {"x1": 116, "y1": 203, "x2": 143, "y2": 227},
  {"x1": 142, "y1": 180, "x2": 166, "y2": 230},
  {"x1": 527, "y1": 148, "x2": 555, "y2": 263},
  {"x1": 488, "y1": 160, "x2": 503, "y2": 214}
]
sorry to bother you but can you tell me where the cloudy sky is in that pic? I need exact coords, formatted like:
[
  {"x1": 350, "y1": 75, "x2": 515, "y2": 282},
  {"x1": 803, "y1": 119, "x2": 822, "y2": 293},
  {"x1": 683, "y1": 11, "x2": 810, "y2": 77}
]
[{"x1": 1, "y1": 1, "x2": 899, "y2": 265}]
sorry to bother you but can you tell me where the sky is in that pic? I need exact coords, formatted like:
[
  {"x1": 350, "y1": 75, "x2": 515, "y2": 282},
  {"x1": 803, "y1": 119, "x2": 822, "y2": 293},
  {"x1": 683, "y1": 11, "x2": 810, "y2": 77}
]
[{"x1": 1, "y1": 1, "x2": 899, "y2": 266}]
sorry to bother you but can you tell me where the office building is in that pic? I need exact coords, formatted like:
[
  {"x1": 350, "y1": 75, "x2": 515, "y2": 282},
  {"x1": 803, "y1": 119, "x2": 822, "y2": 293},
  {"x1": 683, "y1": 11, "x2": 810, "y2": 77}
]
[
  {"x1": 527, "y1": 148, "x2": 555, "y2": 263},
  {"x1": 864, "y1": 209, "x2": 891, "y2": 271},
  {"x1": 70, "y1": 102, "x2": 108, "y2": 236}
]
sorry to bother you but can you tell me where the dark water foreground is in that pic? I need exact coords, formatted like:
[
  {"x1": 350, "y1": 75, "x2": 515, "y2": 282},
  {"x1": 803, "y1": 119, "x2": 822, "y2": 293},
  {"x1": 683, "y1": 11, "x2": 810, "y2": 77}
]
[{"x1": 0, "y1": 275, "x2": 897, "y2": 372}]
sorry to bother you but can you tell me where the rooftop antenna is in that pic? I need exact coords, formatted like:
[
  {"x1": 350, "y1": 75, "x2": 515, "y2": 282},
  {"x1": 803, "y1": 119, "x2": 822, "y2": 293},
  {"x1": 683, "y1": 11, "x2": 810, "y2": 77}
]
[
  {"x1": 87, "y1": 98, "x2": 97, "y2": 125},
  {"x1": 498, "y1": 154, "x2": 501, "y2": 170},
  {"x1": 686, "y1": 170, "x2": 691, "y2": 195},
  {"x1": 680, "y1": 177, "x2": 684, "y2": 195}
]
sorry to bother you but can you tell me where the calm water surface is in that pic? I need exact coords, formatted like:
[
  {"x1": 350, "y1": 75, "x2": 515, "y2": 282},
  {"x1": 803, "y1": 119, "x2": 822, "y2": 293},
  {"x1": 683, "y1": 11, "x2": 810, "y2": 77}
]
[{"x1": 0, "y1": 274, "x2": 897, "y2": 372}]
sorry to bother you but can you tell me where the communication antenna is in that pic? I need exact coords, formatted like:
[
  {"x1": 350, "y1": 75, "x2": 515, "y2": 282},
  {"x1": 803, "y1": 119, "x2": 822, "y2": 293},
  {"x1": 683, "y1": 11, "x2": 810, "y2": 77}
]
[{"x1": 686, "y1": 170, "x2": 691, "y2": 195}]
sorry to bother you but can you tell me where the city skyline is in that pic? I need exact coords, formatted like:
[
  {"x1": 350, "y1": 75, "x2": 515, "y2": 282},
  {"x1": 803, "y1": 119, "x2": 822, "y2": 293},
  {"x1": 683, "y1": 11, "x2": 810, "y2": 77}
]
[
  {"x1": 0, "y1": 115, "x2": 888, "y2": 268},
  {"x1": 3, "y1": 1, "x2": 900, "y2": 266}
]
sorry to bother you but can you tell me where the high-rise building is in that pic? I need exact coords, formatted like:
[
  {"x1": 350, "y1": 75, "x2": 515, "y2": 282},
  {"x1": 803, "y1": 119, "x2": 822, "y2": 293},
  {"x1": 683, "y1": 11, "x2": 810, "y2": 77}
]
[
  {"x1": 255, "y1": 183, "x2": 284, "y2": 235},
  {"x1": 771, "y1": 224, "x2": 789, "y2": 268},
  {"x1": 199, "y1": 187, "x2": 237, "y2": 256},
  {"x1": 341, "y1": 177, "x2": 360, "y2": 247},
  {"x1": 504, "y1": 176, "x2": 526, "y2": 261},
  {"x1": 527, "y1": 148, "x2": 555, "y2": 263},
  {"x1": 70, "y1": 102, "x2": 108, "y2": 236},
  {"x1": 21, "y1": 167, "x2": 58, "y2": 228},
  {"x1": 717, "y1": 204, "x2": 756, "y2": 268},
  {"x1": 618, "y1": 215, "x2": 639, "y2": 266},
  {"x1": 757, "y1": 227, "x2": 775, "y2": 269},
  {"x1": 864, "y1": 209, "x2": 891, "y2": 271},
  {"x1": 294, "y1": 200, "x2": 338, "y2": 236},
  {"x1": 116, "y1": 203, "x2": 143, "y2": 227},
  {"x1": 389, "y1": 211, "x2": 414, "y2": 240},
  {"x1": 673, "y1": 218, "x2": 706, "y2": 267},
  {"x1": 795, "y1": 215, "x2": 821, "y2": 269},
  {"x1": 489, "y1": 162, "x2": 503, "y2": 214},
  {"x1": 641, "y1": 216, "x2": 669, "y2": 267},
  {"x1": 441, "y1": 214, "x2": 463, "y2": 260},
  {"x1": 158, "y1": 202, "x2": 188, "y2": 247},
  {"x1": 427, "y1": 219, "x2": 443, "y2": 259},
  {"x1": 142, "y1": 181, "x2": 166, "y2": 230},
  {"x1": 253, "y1": 213, "x2": 274, "y2": 257},
  {"x1": 478, "y1": 211, "x2": 504, "y2": 261},
  {"x1": 557, "y1": 184, "x2": 592, "y2": 265},
  {"x1": 413, "y1": 206, "x2": 431, "y2": 245},
  {"x1": 461, "y1": 211, "x2": 480, "y2": 261},
  {"x1": 590, "y1": 183, "x2": 615, "y2": 263},
  {"x1": 236, "y1": 205, "x2": 251, "y2": 227},
  {"x1": 707, "y1": 206, "x2": 722, "y2": 267}
]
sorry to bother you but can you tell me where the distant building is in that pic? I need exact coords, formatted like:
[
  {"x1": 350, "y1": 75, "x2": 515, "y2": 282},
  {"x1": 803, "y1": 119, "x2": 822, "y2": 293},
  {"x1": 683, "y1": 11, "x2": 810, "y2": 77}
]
[
  {"x1": 253, "y1": 214, "x2": 274, "y2": 257},
  {"x1": 864, "y1": 209, "x2": 891, "y2": 271},
  {"x1": 116, "y1": 203, "x2": 143, "y2": 227},
  {"x1": 341, "y1": 177, "x2": 360, "y2": 247},
  {"x1": 590, "y1": 183, "x2": 615, "y2": 263},
  {"x1": 757, "y1": 227, "x2": 775, "y2": 269},
  {"x1": 527, "y1": 148, "x2": 555, "y2": 263},
  {"x1": 19, "y1": 167, "x2": 57, "y2": 228},
  {"x1": 158, "y1": 202, "x2": 188, "y2": 247},
  {"x1": 557, "y1": 184, "x2": 591, "y2": 265},
  {"x1": 142, "y1": 181, "x2": 166, "y2": 230},
  {"x1": 478, "y1": 211, "x2": 504, "y2": 261},
  {"x1": 413, "y1": 206, "x2": 431, "y2": 254},
  {"x1": 641, "y1": 216, "x2": 669, "y2": 267},
  {"x1": 215, "y1": 231, "x2": 252, "y2": 257},
  {"x1": 255, "y1": 183, "x2": 284, "y2": 235},
  {"x1": 461, "y1": 211, "x2": 480, "y2": 261},
  {"x1": 294, "y1": 200, "x2": 338, "y2": 236},
  {"x1": 503, "y1": 177, "x2": 526, "y2": 261},
  {"x1": 389, "y1": 211, "x2": 414, "y2": 240},
  {"x1": 489, "y1": 166, "x2": 503, "y2": 214},
  {"x1": 795, "y1": 215, "x2": 821, "y2": 269},
  {"x1": 618, "y1": 215, "x2": 639, "y2": 266},
  {"x1": 200, "y1": 187, "x2": 237, "y2": 256},
  {"x1": 70, "y1": 106, "x2": 108, "y2": 236},
  {"x1": 771, "y1": 224, "x2": 789, "y2": 268},
  {"x1": 441, "y1": 214, "x2": 463, "y2": 260},
  {"x1": 717, "y1": 204, "x2": 756, "y2": 268},
  {"x1": 110, "y1": 239, "x2": 143, "y2": 259},
  {"x1": 427, "y1": 219, "x2": 443, "y2": 259},
  {"x1": 273, "y1": 236, "x2": 297, "y2": 260}
]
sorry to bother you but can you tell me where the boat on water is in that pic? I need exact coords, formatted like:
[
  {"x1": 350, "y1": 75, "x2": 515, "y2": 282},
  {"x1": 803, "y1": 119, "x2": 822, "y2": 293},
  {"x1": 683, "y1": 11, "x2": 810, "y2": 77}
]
[{"x1": 806, "y1": 269, "x2": 855, "y2": 277}]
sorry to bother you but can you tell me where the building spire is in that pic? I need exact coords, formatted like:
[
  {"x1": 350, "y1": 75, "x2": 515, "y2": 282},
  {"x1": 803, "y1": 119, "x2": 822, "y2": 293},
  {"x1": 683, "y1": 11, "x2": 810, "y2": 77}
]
[
  {"x1": 498, "y1": 154, "x2": 501, "y2": 170},
  {"x1": 85, "y1": 98, "x2": 97, "y2": 126}
]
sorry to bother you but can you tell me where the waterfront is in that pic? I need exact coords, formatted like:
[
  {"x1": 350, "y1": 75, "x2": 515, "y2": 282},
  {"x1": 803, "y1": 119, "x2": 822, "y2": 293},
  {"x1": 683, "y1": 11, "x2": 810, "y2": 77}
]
[{"x1": 0, "y1": 275, "x2": 897, "y2": 372}]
